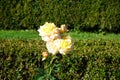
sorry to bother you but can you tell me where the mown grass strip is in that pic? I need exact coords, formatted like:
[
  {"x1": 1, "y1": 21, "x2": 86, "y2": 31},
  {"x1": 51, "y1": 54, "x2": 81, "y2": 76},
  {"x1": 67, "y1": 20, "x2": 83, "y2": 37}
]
[
  {"x1": 0, "y1": 30, "x2": 40, "y2": 40},
  {"x1": 69, "y1": 31, "x2": 120, "y2": 41},
  {"x1": 0, "y1": 30, "x2": 120, "y2": 41}
]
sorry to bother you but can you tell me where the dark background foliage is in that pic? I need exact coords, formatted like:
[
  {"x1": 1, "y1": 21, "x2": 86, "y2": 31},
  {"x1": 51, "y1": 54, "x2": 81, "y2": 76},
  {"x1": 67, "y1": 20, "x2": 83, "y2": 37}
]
[{"x1": 0, "y1": 0, "x2": 120, "y2": 32}]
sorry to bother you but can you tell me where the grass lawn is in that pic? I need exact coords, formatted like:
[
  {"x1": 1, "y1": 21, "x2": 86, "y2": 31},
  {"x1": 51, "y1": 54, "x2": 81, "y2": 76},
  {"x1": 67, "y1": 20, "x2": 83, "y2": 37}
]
[
  {"x1": 0, "y1": 30, "x2": 40, "y2": 40},
  {"x1": 69, "y1": 31, "x2": 120, "y2": 41},
  {"x1": 0, "y1": 30, "x2": 120, "y2": 41}
]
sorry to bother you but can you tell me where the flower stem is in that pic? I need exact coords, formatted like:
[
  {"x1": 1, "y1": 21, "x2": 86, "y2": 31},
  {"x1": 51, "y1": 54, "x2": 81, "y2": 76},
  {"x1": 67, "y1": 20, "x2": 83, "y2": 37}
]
[{"x1": 45, "y1": 56, "x2": 58, "y2": 75}]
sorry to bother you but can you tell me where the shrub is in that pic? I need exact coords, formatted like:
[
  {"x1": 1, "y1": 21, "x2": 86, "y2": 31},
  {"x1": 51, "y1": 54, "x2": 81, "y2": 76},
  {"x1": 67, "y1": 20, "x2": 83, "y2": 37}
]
[
  {"x1": 0, "y1": 0, "x2": 120, "y2": 32},
  {"x1": 0, "y1": 39, "x2": 120, "y2": 79}
]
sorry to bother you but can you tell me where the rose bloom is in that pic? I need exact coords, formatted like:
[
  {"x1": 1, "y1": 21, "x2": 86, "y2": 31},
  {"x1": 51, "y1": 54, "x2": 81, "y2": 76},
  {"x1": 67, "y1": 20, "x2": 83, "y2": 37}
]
[
  {"x1": 46, "y1": 41, "x2": 59, "y2": 55},
  {"x1": 54, "y1": 35, "x2": 73, "y2": 55},
  {"x1": 38, "y1": 22, "x2": 60, "y2": 42},
  {"x1": 41, "y1": 33, "x2": 60, "y2": 42}
]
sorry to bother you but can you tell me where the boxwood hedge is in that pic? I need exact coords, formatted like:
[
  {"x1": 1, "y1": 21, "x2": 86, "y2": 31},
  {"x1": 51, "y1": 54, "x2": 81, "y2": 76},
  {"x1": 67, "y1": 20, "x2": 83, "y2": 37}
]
[{"x1": 0, "y1": 39, "x2": 120, "y2": 80}]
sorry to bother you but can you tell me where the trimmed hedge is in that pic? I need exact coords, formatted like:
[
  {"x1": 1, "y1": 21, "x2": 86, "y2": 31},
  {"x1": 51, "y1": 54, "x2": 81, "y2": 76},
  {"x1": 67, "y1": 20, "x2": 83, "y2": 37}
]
[
  {"x1": 0, "y1": 39, "x2": 120, "y2": 80},
  {"x1": 0, "y1": 0, "x2": 120, "y2": 32}
]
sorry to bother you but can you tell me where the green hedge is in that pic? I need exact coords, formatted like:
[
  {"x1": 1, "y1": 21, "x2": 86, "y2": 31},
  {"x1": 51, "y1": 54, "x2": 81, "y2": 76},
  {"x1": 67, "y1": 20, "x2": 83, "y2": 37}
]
[
  {"x1": 0, "y1": 0, "x2": 120, "y2": 32},
  {"x1": 0, "y1": 39, "x2": 120, "y2": 80}
]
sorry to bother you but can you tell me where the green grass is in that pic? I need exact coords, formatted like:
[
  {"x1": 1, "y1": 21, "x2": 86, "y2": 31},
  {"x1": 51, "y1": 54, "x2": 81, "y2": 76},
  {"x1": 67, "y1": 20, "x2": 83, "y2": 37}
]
[
  {"x1": 0, "y1": 30, "x2": 120, "y2": 41},
  {"x1": 0, "y1": 30, "x2": 40, "y2": 40},
  {"x1": 69, "y1": 31, "x2": 120, "y2": 41}
]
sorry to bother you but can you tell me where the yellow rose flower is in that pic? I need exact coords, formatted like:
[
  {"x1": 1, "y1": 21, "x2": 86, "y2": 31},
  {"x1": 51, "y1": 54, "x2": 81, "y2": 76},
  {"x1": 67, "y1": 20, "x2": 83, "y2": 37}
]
[
  {"x1": 38, "y1": 22, "x2": 59, "y2": 36},
  {"x1": 54, "y1": 36, "x2": 73, "y2": 55},
  {"x1": 46, "y1": 41, "x2": 59, "y2": 55},
  {"x1": 59, "y1": 39, "x2": 72, "y2": 55},
  {"x1": 38, "y1": 22, "x2": 60, "y2": 41},
  {"x1": 41, "y1": 33, "x2": 61, "y2": 42}
]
